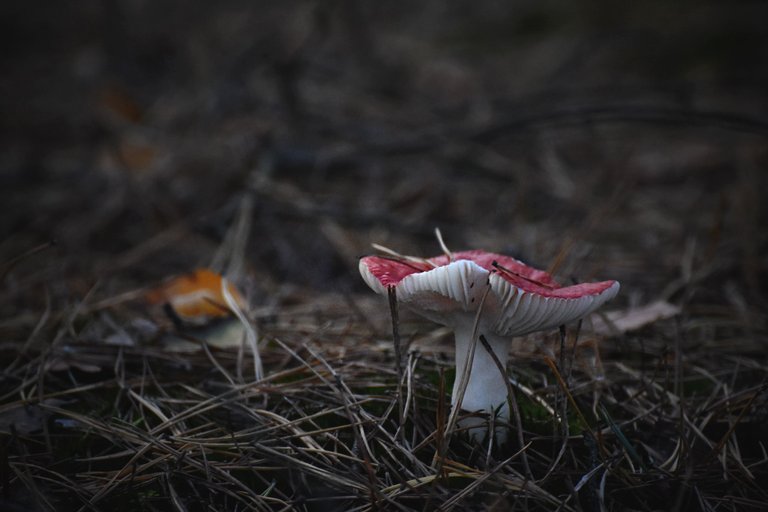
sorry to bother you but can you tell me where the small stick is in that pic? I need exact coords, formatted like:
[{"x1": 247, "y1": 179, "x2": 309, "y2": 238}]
[
  {"x1": 222, "y1": 278, "x2": 262, "y2": 382},
  {"x1": 478, "y1": 334, "x2": 532, "y2": 479},
  {"x1": 371, "y1": 243, "x2": 436, "y2": 268},
  {"x1": 0, "y1": 240, "x2": 55, "y2": 281},
  {"x1": 706, "y1": 381, "x2": 765, "y2": 463},
  {"x1": 388, "y1": 286, "x2": 405, "y2": 442},
  {"x1": 544, "y1": 356, "x2": 594, "y2": 438},
  {"x1": 559, "y1": 325, "x2": 568, "y2": 381},
  {"x1": 435, "y1": 367, "x2": 446, "y2": 454},
  {"x1": 434, "y1": 227, "x2": 454, "y2": 262},
  {"x1": 492, "y1": 260, "x2": 557, "y2": 289},
  {"x1": 433, "y1": 281, "x2": 493, "y2": 469},
  {"x1": 558, "y1": 325, "x2": 568, "y2": 441}
]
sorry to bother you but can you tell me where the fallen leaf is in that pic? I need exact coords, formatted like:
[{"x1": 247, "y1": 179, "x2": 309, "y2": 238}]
[
  {"x1": 99, "y1": 86, "x2": 143, "y2": 123},
  {"x1": 146, "y1": 268, "x2": 247, "y2": 324},
  {"x1": 0, "y1": 404, "x2": 47, "y2": 435},
  {"x1": 46, "y1": 358, "x2": 103, "y2": 373},
  {"x1": 162, "y1": 318, "x2": 246, "y2": 352},
  {"x1": 592, "y1": 300, "x2": 681, "y2": 335},
  {"x1": 117, "y1": 138, "x2": 156, "y2": 171},
  {"x1": 0, "y1": 399, "x2": 71, "y2": 435}
]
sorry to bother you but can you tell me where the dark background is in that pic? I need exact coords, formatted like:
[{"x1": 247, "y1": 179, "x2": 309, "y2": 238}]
[{"x1": 2, "y1": 0, "x2": 767, "y2": 301}]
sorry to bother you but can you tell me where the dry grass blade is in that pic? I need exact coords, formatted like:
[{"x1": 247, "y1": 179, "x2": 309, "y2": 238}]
[
  {"x1": 0, "y1": 241, "x2": 54, "y2": 281},
  {"x1": 707, "y1": 381, "x2": 765, "y2": 463},
  {"x1": 87, "y1": 442, "x2": 155, "y2": 505},
  {"x1": 434, "y1": 281, "x2": 493, "y2": 468},
  {"x1": 438, "y1": 444, "x2": 534, "y2": 512},
  {"x1": 221, "y1": 276, "x2": 262, "y2": 381},
  {"x1": 371, "y1": 243, "x2": 438, "y2": 268},
  {"x1": 434, "y1": 227, "x2": 454, "y2": 262},
  {"x1": 543, "y1": 356, "x2": 594, "y2": 437},
  {"x1": 478, "y1": 334, "x2": 532, "y2": 478},
  {"x1": 387, "y1": 286, "x2": 406, "y2": 444}
]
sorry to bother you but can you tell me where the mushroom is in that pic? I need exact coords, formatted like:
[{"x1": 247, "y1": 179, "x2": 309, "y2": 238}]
[{"x1": 359, "y1": 247, "x2": 619, "y2": 441}]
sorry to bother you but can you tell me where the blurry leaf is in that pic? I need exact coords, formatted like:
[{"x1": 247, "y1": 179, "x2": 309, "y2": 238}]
[
  {"x1": 0, "y1": 404, "x2": 47, "y2": 435},
  {"x1": 146, "y1": 268, "x2": 247, "y2": 325},
  {"x1": 0, "y1": 399, "x2": 69, "y2": 435},
  {"x1": 593, "y1": 300, "x2": 681, "y2": 335},
  {"x1": 160, "y1": 336, "x2": 198, "y2": 353},
  {"x1": 117, "y1": 138, "x2": 156, "y2": 171},
  {"x1": 46, "y1": 358, "x2": 102, "y2": 373},
  {"x1": 574, "y1": 338, "x2": 604, "y2": 380},
  {"x1": 53, "y1": 418, "x2": 80, "y2": 429},
  {"x1": 162, "y1": 318, "x2": 246, "y2": 352},
  {"x1": 203, "y1": 317, "x2": 247, "y2": 349},
  {"x1": 104, "y1": 331, "x2": 136, "y2": 346},
  {"x1": 99, "y1": 86, "x2": 143, "y2": 123}
]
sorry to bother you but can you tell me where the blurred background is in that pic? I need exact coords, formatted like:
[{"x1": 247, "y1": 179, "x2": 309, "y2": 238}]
[{"x1": 1, "y1": 0, "x2": 767, "y2": 311}]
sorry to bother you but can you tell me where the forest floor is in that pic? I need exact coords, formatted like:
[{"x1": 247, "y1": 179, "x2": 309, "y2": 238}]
[{"x1": 1, "y1": 2, "x2": 767, "y2": 511}]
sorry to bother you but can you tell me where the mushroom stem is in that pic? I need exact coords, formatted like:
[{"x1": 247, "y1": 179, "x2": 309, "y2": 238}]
[{"x1": 452, "y1": 323, "x2": 511, "y2": 439}]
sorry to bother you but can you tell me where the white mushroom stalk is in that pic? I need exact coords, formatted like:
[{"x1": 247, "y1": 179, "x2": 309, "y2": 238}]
[{"x1": 359, "y1": 247, "x2": 619, "y2": 443}]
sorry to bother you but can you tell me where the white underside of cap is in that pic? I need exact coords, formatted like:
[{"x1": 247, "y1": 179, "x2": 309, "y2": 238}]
[
  {"x1": 360, "y1": 258, "x2": 620, "y2": 335},
  {"x1": 490, "y1": 276, "x2": 620, "y2": 336}
]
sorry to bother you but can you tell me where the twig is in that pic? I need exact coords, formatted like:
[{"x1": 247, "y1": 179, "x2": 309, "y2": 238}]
[
  {"x1": 434, "y1": 227, "x2": 454, "y2": 262},
  {"x1": 433, "y1": 281, "x2": 493, "y2": 468},
  {"x1": 222, "y1": 277, "x2": 262, "y2": 381},
  {"x1": 388, "y1": 286, "x2": 405, "y2": 443},
  {"x1": 0, "y1": 241, "x2": 55, "y2": 282},
  {"x1": 478, "y1": 334, "x2": 532, "y2": 479}
]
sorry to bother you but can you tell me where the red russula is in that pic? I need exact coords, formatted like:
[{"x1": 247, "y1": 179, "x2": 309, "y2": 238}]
[{"x1": 359, "y1": 248, "x2": 619, "y2": 441}]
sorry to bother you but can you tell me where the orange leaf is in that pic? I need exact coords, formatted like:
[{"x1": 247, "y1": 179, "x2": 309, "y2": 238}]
[
  {"x1": 117, "y1": 139, "x2": 156, "y2": 171},
  {"x1": 146, "y1": 268, "x2": 246, "y2": 323},
  {"x1": 99, "y1": 86, "x2": 143, "y2": 123}
]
